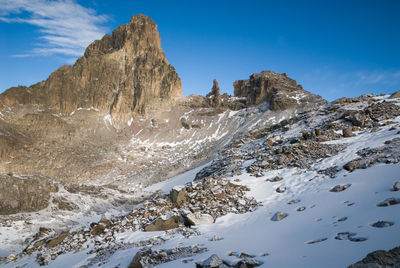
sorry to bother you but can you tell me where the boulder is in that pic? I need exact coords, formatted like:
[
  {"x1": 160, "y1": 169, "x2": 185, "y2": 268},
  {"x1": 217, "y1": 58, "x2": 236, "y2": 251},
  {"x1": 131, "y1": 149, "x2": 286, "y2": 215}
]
[
  {"x1": 376, "y1": 198, "x2": 400, "y2": 207},
  {"x1": 144, "y1": 214, "x2": 181, "y2": 232},
  {"x1": 129, "y1": 250, "x2": 144, "y2": 268},
  {"x1": 185, "y1": 212, "x2": 214, "y2": 226},
  {"x1": 180, "y1": 117, "x2": 192, "y2": 129},
  {"x1": 370, "y1": 221, "x2": 394, "y2": 228},
  {"x1": 267, "y1": 176, "x2": 282, "y2": 182},
  {"x1": 343, "y1": 127, "x2": 353, "y2": 137},
  {"x1": 232, "y1": 258, "x2": 261, "y2": 267},
  {"x1": 91, "y1": 217, "x2": 112, "y2": 236},
  {"x1": 343, "y1": 160, "x2": 360, "y2": 171},
  {"x1": 349, "y1": 113, "x2": 365, "y2": 127},
  {"x1": 314, "y1": 128, "x2": 323, "y2": 136},
  {"x1": 46, "y1": 231, "x2": 69, "y2": 248},
  {"x1": 330, "y1": 184, "x2": 351, "y2": 192},
  {"x1": 276, "y1": 186, "x2": 286, "y2": 193},
  {"x1": 170, "y1": 186, "x2": 187, "y2": 205},
  {"x1": 271, "y1": 212, "x2": 288, "y2": 221},
  {"x1": 196, "y1": 254, "x2": 225, "y2": 268}
]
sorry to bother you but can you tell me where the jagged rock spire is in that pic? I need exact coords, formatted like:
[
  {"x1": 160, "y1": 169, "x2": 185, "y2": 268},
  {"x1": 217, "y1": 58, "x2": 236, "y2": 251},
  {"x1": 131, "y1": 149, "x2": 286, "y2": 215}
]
[{"x1": 0, "y1": 14, "x2": 183, "y2": 129}]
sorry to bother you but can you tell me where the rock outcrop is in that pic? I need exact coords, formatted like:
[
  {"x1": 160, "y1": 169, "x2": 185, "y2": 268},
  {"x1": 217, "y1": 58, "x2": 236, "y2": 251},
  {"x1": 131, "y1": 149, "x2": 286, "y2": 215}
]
[
  {"x1": 348, "y1": 246, "x2": 400, "y2": 268},
  {"x1": 233, "y1": 71, "x2": 325, "y2": 110},
  {"x1": 0, "y1": 14, "x2": 182, "y2": 128},
  {"x1": 0, "y1": 174, "x2": 58, "y2": 215},
  {"x1": 206, "y1": 79, "x2": 221, "y2": 107}
]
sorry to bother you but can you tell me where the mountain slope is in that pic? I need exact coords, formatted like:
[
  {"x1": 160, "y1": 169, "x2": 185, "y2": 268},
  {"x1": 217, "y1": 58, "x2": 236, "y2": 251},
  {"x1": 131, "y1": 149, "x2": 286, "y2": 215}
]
[{"x1": 1, "y1": 93, "x2": 400, "y2": 267}]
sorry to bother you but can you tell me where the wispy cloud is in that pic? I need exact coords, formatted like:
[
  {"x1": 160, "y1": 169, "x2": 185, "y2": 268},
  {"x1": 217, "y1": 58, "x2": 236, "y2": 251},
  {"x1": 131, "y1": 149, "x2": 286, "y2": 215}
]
[
  {"x1": 0, "y1": 0, "x2": 108, "y2": 60},
  {"x1": 356, "y1": 70, "x2": 400, "y2": 85}
]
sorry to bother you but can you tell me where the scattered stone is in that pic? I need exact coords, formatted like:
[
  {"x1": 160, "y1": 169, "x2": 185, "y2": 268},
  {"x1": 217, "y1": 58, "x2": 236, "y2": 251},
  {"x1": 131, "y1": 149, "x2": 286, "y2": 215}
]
[
  {"x1": 90, "y1": 217, "x2": 112, "y2": 236},
  {"x1": 181, "y1": 117, "x2": 192, "y2": 129},
  {"x1": 275, "y1": 186, "x2": 286, "y2": 193},
  {"x1": 239, "y1": 253, "x2": 255, "y2": 259},
  {"x1": 334, "y1": 232, "x2": 367, "y2": 242},
  {"x1": 348, "y1": 113, "x2": 366, "y2": 127},
  {"x1": 306, "y1": 238, "x2": 328, "y2": 244},
  {"x1": 344, "y1": 137, "x2": 400, "y2": 172},
  {"x1": 376, "y1": 198, "x2": 400, "y2": 207},
  {"x1": 287, "y1": 199, "x2": 300, "y2": 205},
  {"x1": 254, "y1": 172, "x2": 263, "y2": 178},
  {"x1": 317, "y1": 166, "x2": 340, "y2": 178},
  {"x1": 271, "y1": 212, "x2": 288, "y2": 221},
  {"x1": 232, "y1": 258, "x2": 261, "y2": 267},
  {"x1": 170, "y1": 186, "x2": 187, "y2": 206},
  {"x1": 370, "y1": 221, "x2": 394, "y2": 228},
  {"x1": 343, "y1": 127, "x2": 353, "y2": 137},
  {"x1": 343, "y1": 161, "x2": 360, "y2": 172},
  {"x1": 196, "y1": 254, "x2": 224, "y2": 268},
  {"x1": 330, "y1": 184, "x2": 351, "y2": 192},
  {"x1": 130, "y1": 245, "x2": 207, "y2": 268},
  {"x1": 314, "y1": 128, "x2": 323, "y2": 136},
  {"x1": 268, "y1": 176, "x2": 282, "y2": 182},
  {"x1": 209, "y1": 235, "x2": 223, "y2": 242},
  {"x1": 46, "y1": 231, "x2": 69, "y2": 248},
  {"x1": 348, "y1": 246, "x2": 400, "y2": 268},
  {"x1": 144, "y1": 214, "x2": 181, "y2": 232},
  {"x1": 393, "y1": 181, "x2": 400, "y2": 191},
  {"x1": 185, "y1": 213, "x2": 214, "y2": 226}
]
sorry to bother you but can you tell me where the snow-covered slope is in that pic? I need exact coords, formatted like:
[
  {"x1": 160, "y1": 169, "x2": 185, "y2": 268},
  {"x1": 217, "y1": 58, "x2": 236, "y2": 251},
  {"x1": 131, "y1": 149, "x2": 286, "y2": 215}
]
[{"x1": 1, "y1": 94, "x2": 400, "y2": 267}]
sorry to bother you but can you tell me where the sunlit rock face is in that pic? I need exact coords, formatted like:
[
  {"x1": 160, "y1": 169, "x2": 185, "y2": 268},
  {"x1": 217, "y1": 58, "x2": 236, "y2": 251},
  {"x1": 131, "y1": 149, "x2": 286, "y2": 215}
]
[{"x1": 0, "y1": 14, "x2": 182, "y2": 129}]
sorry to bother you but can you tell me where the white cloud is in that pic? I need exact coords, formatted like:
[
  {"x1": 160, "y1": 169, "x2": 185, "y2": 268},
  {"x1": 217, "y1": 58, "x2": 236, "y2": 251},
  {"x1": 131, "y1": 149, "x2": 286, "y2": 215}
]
[
  {"x1": 0, "y1": 0, "x2": 108, "y2": 60},
  {"x1": 356, "y1": 70, "x2": 400, "y2": 85}
]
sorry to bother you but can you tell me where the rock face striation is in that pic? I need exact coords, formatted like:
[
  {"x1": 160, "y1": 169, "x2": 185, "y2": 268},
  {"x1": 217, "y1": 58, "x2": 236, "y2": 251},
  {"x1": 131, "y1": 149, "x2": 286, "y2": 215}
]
[
  {"x1": 0, "y1": 14, "x2": 182, "y2": 128},
  {"x1": 234, "y1": 71, "x2": 325, "y2": 110}
]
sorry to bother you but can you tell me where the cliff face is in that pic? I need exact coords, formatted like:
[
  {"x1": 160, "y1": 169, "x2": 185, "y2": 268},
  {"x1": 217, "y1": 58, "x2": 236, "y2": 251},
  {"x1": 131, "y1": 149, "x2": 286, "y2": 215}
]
[
  {"x1": 234, "y1": 71, "x2": 325, "y2": 110},
  {"x1": 0, "y1": 14, "x2": 182, "y2": 128}
]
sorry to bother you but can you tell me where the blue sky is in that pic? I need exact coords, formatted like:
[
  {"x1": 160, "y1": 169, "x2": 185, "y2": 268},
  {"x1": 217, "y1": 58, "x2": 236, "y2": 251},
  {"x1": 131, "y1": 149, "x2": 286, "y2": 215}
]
[{"x1": 0, "y1": 0, "x2": 399, "y2": 100}]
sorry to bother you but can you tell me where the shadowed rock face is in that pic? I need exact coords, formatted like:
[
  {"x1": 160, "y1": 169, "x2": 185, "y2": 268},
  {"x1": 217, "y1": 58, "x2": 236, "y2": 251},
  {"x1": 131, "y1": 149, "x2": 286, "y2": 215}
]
[
  {"x1": 0, "y1": 174, "x2": 58, "y2": 215},
  {"x1": 234, "y1": 71, "x2": 326, "y2": 110},
  {"x1": 0, "y1": 14, "x2": 182, "y2": 129}
]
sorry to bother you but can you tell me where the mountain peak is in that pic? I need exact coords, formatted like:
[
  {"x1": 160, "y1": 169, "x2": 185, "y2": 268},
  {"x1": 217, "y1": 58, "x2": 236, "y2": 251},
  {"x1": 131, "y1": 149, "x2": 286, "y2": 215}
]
[{"x1": 0, "y1": 14, "x2": 182, "y2": 129}]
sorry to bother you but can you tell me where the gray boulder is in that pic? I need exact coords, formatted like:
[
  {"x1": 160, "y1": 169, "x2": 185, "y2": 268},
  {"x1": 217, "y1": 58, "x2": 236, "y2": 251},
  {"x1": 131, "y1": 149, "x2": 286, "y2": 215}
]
[{"x1": 144, "y1": 214, "x2": 181, "y2": 232}]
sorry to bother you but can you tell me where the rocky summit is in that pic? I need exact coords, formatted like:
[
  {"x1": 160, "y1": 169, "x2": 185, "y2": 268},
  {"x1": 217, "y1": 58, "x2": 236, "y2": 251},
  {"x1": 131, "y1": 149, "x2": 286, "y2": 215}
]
[
  {"x1": 0, "y1": 14, "x2": 182, "y2": 129},
  {"x1": 234, "y1": 70, "x2": 326, "y2": 110},
  {"x1": 0, "y1": 13, "x2": 400, "y2": 268}
]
